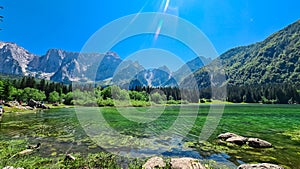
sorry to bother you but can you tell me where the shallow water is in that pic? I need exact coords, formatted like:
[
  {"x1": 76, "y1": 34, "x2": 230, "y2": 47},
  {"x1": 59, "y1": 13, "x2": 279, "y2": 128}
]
[{"x1": 0, "y1": 104, "x2": 299, "y2": 168}]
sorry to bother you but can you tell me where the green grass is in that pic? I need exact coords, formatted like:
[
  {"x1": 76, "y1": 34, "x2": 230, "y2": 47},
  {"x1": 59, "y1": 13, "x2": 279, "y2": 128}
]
[{"x1": 2, "y1": 106, "x2": 33, "y2": 113}]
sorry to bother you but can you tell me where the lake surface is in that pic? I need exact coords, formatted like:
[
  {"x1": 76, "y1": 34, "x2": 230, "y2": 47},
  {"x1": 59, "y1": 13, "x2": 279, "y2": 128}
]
[{"x1": 0, "y1": 104, "x2": 299, "y2": 168}]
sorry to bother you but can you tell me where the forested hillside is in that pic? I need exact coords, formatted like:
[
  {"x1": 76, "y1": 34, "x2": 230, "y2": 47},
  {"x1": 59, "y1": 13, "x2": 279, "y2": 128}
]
[
  {"x1": 181, "y1": 20, "x2": 300, "y2": 103},
  {"x1": 188, "y1": 20, "x2": 300, "y2": 87}
]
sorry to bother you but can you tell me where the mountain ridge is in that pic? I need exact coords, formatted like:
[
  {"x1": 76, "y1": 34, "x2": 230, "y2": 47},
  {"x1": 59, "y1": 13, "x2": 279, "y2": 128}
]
[
  {"x1": 2, "y1": 20, "x2": 298, "y2": 88},
  {"x1": 182, "y1": 19, "x2": 300, "y2": 88},
  {"x1": 0, "y1": 41, "x2": 207, "y2": 86}
]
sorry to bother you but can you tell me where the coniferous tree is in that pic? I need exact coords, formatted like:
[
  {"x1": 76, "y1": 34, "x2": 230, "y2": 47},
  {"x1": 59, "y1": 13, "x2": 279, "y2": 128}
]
[{"x1": 38, "y1": 79, "x2": 46, "y2": 91}]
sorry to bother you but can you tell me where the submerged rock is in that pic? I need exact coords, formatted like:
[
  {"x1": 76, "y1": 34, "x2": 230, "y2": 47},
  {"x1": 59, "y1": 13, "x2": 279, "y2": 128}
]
[
  {"x1": 218, "y1": 132, "x2": 273, "y2": 148},
  {"x1": 237, "y1": 163, "x2": 284, "y2": 169},
  {"x1": 27, "y1": 142, "x2": 41, "y2": 149},
  {"x1": 218, "y1": 132, "x2": 240, "y2": 140},
  {"x1": 170, "y1": 157, "x2": 205, "y2": 169},
  {"x1": 143, "y1": 157, "x2": 166, "y2": 169},
  {"x1": 226, "y1": 136, "x2": 248, "y2": 145},
  {"x1": 3, "y1": 166, "x2": 24, "y2": 169},
  {"x1": 247, "y1": 138, "x2": 272, "y2": 148},
  {"x1": 65, "y1": 154, "x2": 76, "y2": 161},
  {"x1": 18, "y1": 149, "x2": 34, "y2": 155}
]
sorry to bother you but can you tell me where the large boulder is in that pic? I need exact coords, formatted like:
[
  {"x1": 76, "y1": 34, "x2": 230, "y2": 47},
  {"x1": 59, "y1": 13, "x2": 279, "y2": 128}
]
[
  {"x1": 247, "y1": 138, "x2": 272, "y2": 148},
  {"x1": 237, "y1": 163, "x2": 284, "y2": 169},
  {"x1": 27, "y1": 99, "x2": 50, "y2": 109},
  {"x1": 143, "y1": 157, "x2": 166, "y2": 169},
  {"x1": 226, "y1": 136, "x2": 248, "y2": 145},
  {"x1": 170, "y1": 157, "x2": 206, "y2": 169},
  {"x1": 218, "y1": 132, "x2": 239, "y2": 140},
  {"x1": 4, "y1": 101, "x2": 20, "y2": 107},
  {"x1": 27, "y1": 99, "x2": 38, "y2": 108}
]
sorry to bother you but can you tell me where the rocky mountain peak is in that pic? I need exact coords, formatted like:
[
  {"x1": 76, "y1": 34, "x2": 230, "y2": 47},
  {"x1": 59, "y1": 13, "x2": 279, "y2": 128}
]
[
  {"x1": 105, "y1": 51, "x2": 120, "y2": 59},
  {"x1": 158, "y1": 65, "x2": 171, "y2": 74},
  {"x1": 0, "y1": 41, "x2": 36, "y2": 75},
  {"x1": 45, "y1": 49, "x2": 66, "y2": 60}
]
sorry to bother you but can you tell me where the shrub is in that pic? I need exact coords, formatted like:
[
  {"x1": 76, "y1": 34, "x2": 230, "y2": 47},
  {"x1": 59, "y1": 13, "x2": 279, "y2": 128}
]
[
  {"x1": 130, "y1": 100, "x2": 151, "y2": 107},
  {"x1": 206, "y1": 99, "x2": 212, "y2": 102},
  {"x1": 150, "y1": 92, "x2": 166, "y2": 104},
  {"x1": 180, "y1": 100, "x2": 189, "y2": 104},
  {"x1": 166, "y1": 100, "x2": 180, "y2": 104},
  {"x1": 97, "y1": 98, "x2": 114, "y2": 107}
]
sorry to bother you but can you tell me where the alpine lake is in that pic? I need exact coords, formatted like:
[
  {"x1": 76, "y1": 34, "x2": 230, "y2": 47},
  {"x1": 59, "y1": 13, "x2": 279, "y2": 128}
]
[{"x1": 0, "y1": 104, "x2": 299, "y2": 169}]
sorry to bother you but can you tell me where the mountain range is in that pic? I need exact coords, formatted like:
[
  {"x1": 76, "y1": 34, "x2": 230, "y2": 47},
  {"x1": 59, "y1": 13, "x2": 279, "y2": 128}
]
[
  {"x1": 0, "y1": 41, "x2": 208, "y2": 87},
  {"x1": 0, "y1": 20, "x2": 299, "y2": 88}
]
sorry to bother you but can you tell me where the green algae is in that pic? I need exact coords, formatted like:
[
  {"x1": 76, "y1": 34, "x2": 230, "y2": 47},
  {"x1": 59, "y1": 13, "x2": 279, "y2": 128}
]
[{"x1": 0, "y1": 105, "x2": 300, "y2": 168}]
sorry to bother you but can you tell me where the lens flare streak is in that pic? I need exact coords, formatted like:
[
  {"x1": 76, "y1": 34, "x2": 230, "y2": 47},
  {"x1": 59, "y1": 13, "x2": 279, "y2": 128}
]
[
  {"x1": 163, "y1": 0, "x2": 170, "y2": 13},
  {"x1": 154, "y1": 19, "x2": 164, "y2": 41},
  {"x1": 154, "y1": 0, "x2": 171, "y2": 43}
]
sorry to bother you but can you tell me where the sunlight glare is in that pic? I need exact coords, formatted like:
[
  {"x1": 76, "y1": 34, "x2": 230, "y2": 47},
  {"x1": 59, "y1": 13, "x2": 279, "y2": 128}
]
[
  {"x1": 164, "y1": 0, "x2": 170, "y2": 13},
  {"x1": 154, "y1": 19, "x2": 164, "y2": 41}
]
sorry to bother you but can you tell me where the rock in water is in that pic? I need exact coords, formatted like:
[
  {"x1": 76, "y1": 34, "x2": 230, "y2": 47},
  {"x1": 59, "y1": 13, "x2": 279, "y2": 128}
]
[
  {"x1": 170, "y1": 158, "x2": 206, "y2": 169},
  {"x1": 226, "y1": 136, "x2": 248, "y2": 145},
  {"x1": 237, "y1": 163, "x2": 284, "y2": 169},
  {"x1": 247, "y1": 138, "x2": 272, "y2": 148},
  {"x1": 3, "y1": 166, "x2": 24, "y2": 169},
  {"x1": 65, "y1": 154, "x2": 76, "y2": 161},
  {"x1": 218, "y1": 132, "x2": 239, "y2": 140},
  {"x1": 143, "y1": 157, "x2": 166, "y2": 169},
  {"x1": 18, "y1": 149, "x2": 33, "y2": 155},
  {"x1": 27, "y1": 143, "x2": 41, "y2": 149}
]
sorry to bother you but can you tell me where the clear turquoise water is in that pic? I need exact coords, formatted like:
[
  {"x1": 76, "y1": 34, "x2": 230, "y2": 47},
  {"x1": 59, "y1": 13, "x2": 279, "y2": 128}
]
[{"x1": 0, "y1": 104, "x2": 299, "y2": 168}]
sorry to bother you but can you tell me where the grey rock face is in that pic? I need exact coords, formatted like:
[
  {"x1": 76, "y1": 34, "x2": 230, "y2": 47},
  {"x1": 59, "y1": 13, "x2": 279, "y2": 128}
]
[
  {"x1": 247, "y1": 138, "x2": 272, "y2": 148},
  {"x1": 237, "y1": 163, "x2": 284, "y2": 169},
  {"x1": 142, "y1": 157, "x2": 166, "y2": 169},
  {"x1": 218, "y1": 132, "x2": 240, "y2": 140},
  {"x1": 170, "y1": 157, "x2": 206, "y2": 169},
  {"x1": 226, "y1": 136, "x2": 248, "y2": 145}
]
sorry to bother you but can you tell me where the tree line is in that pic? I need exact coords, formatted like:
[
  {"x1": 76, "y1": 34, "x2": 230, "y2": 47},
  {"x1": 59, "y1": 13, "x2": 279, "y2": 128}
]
[
  {"x1": 0, "y1": 76, "x2": 72, "y2": 104},
  {"x1": 0, "y1": 76, "x2": 299, "y2": 106},
  {"x1": 227, "y1": 83, "x2": 300, "y2": 104},
  {"x1": 71, "y1": 85, "x2": 188, "y2": 107}
]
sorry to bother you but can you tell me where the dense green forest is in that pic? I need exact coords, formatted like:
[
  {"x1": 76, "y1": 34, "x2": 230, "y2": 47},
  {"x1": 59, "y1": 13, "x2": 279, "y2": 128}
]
[
  {"x1": 0, "y1": 76, "x2": 72, "y2": 104},
  {"x1": 0, "y1": 75, "x2": 299, "y2": 106},
  {"x1": 0, "y1": 76, "x2": 184, "y2": 106},
  {"x1": 226, "y1": 84, "x2": 300, "y2": 104}
]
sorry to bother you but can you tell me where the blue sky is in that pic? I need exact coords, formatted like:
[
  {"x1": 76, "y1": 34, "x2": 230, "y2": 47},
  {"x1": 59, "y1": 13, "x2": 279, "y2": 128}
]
[{"x1": 1, "y1": 0, "x2": 300, "y2": 64}]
